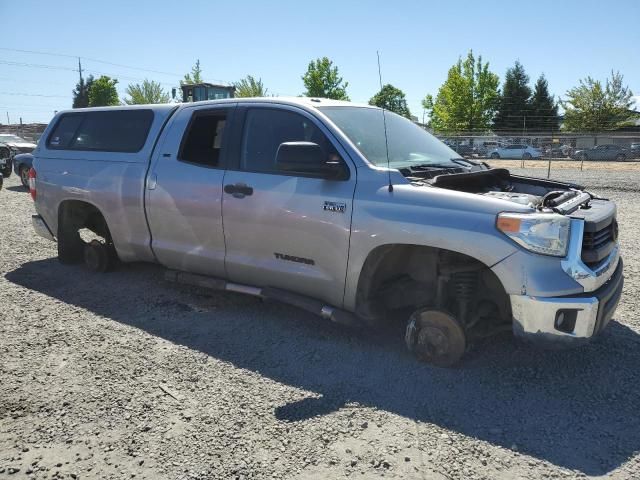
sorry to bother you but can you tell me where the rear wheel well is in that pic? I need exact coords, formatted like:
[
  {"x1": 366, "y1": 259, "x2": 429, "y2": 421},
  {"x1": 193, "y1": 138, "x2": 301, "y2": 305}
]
[
  {"x1": 57, "y1": 200, "x2": 116, "y2": 264},
  {"x1": 355, "y1": 244, "x2": 511, "y2": 337},
  {"x1": 59, "y1": 200, "x2": 112, "y2": 238}
]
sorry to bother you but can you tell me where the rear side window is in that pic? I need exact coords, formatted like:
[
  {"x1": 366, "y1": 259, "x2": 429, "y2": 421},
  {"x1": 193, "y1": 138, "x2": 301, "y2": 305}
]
[
  {"x1": 47, "y1": 110, "x2": 153, "y2": 153},
  {"x1": 179, "y1": 111, "x2": 228, "y2": 167}
]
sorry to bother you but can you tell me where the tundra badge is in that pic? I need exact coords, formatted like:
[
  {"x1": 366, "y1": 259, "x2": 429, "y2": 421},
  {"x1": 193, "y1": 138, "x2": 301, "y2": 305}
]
[{"x1": 323, "y1": 201, "x2": 346, "y2": 213}]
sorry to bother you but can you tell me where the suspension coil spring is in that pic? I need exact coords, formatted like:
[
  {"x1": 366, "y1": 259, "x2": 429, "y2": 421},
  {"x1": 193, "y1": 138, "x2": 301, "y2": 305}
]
[{"x1": 453, "y1": 271, "x2": 478, "y2": 301}]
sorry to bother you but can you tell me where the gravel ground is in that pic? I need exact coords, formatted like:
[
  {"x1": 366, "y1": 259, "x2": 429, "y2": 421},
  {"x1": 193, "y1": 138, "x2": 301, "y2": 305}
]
[{"x1": 1, "y1": 167, "x2": 640, "y2": 480}]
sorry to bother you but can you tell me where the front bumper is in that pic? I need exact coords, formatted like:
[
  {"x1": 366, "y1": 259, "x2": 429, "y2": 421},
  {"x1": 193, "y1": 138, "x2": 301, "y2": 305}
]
[{"x1": 511, "y1": 259, "x2": 624, "y2": 346}]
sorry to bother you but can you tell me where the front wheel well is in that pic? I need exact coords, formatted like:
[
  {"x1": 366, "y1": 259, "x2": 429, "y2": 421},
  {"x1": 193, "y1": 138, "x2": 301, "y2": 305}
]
[{"x1": 355, "y1": 244, "x2": 511, "y2": 336}]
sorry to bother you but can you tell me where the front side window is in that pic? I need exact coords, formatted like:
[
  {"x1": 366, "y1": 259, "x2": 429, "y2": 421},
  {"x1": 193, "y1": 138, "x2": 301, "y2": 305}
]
[
  {"x1": 179, "y1": 111, "x2": 228, "y2": 167},
  {"x1": 47, "y1": 110, "x2": 153, "y2": 152},
  {"x1": 241, "y1": 108, "x2": 331, "y2": 173}
]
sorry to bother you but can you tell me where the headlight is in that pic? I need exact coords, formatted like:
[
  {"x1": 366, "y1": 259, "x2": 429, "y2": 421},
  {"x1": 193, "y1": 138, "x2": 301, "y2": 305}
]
[{"x1": 497, "y1": 212, "x2": 570, "y2": 257}]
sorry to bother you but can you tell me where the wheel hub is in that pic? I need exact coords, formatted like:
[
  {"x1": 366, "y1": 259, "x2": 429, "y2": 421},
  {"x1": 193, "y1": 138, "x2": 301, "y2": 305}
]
[
  {"x1": 418, "y1": 326, "x2": 449, "y2": 356},
  {"x1": 405, "y1": 309, "x2": 466, "y2": 367}
]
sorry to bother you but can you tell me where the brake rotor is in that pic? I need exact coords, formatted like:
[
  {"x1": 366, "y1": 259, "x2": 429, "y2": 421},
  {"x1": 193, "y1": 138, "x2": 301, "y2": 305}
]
[{"x1": 405, "y1": 309, "x2": 466, "y2": 367}]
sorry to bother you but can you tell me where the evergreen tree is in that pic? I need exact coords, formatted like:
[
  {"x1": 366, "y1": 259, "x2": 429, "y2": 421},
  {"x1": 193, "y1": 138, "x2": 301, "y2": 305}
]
[
  {"x1": 528, "y1": 75, "x2": 559, "y2": 132},
  {"x1": 493, "y1": 61, "x2": 532, "y2": 133},
  {"x1": 182, "y1": 60, "x2": 203, "y2": 85}
]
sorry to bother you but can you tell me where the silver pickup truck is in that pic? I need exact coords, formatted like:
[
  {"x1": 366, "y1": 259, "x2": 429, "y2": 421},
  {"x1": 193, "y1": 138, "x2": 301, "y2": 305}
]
[{"x1": 30, "y1": 98, "x2": 623, "y2": 366}]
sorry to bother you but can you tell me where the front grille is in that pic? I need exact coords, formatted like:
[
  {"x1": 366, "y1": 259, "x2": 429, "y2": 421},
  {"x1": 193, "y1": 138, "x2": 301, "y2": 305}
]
[{"x1": 582, "y1": 219, "x2": 617, "y2": 266}]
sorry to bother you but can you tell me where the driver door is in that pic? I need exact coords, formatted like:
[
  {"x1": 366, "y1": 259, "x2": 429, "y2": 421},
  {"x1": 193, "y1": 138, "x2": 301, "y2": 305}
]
[{"x1": 221, "y1": 105, "x2": 356, "y2": 307}]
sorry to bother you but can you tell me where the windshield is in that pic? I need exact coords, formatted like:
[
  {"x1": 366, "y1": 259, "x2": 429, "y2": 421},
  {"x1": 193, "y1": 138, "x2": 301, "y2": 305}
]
[
  {"x1": 0, "y1": 134, "x2": 26, "y2": 143},
  {"x1": 318, "y1": 106, "x2": 460, "y2": 168}
]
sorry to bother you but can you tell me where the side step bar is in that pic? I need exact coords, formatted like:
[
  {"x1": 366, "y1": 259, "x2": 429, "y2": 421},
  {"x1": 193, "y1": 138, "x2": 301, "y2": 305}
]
[{"x1": 164, "y1": 270, "x2": 361, "y2": 328}]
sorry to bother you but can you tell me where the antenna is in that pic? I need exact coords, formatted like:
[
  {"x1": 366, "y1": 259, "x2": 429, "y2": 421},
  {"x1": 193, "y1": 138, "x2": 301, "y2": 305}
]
[{"x1": 377, "y1": 51, "x2": 393, "y2": 193}]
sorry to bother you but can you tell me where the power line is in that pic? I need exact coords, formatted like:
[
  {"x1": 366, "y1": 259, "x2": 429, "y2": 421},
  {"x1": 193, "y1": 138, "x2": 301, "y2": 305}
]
[
  {"x1": 0, "y1": 47, "x2": 183, "y2": 77},
  {"x1": 0, "y1": 60, "x2": 77, "y2": 72},
  {"x1": 0, "y1": 91, "x2": 71, "y2": 98},
  {"x1": 0, "y1": 47, "x2": 233, "y2": 85}
]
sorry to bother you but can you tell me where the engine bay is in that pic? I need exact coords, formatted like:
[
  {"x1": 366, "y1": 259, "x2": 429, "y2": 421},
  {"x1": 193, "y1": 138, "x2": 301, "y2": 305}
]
[{"x1": 401, "y1": 163, "x2": 591, "y2": 212}]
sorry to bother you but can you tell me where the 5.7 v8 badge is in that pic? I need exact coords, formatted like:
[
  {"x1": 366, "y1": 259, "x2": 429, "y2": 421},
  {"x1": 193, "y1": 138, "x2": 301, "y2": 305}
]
[{"x1": 323, "y1": 201, "x2": 347, "y2": 213}]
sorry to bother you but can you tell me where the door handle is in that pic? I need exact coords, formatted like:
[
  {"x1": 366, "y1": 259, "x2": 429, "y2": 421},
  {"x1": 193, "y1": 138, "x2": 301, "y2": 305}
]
[
  {"x1": 224, "y1": 183, "x2": 253, "y2": 198},
  {"x1": 147, "y1": 173, "x2": 157, "y2": 190}
]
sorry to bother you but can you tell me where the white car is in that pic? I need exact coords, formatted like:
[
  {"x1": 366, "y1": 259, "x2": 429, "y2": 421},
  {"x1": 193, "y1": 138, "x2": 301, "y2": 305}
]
[
  {"x1": 0, "y1": 134, "x2": 37, "y2": 152},
  {"x1": 487, "y1": 144, "x2": 541, "y2": 159}
]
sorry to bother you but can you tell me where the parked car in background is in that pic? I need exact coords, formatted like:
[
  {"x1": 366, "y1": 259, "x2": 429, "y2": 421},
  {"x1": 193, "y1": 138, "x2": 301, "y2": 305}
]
[
  {"x1": 543, "y1": 144, "x2": 571, "y2": 158},
  {"x1": 13, "y1": 152, "x2": 34, "y2": 187},
  {"x1": 571, "y1": 144, "x2": 629, "y2": 161},
  {"x1": 0, "y1": 143, "x2": 13, "y2": 178},
  {"x1": 0, "y1": 134, "x2": 37, "y2": 153},
  {"x1": 473, "y1": 141, "x2": 501, "y2": 157},
  {"x1": 0, "y1": 156, "x2": 5, "y2": 189},
  {"x1": 450, "y1": 143, "x2": 474, "y2": 157},
  {"x1": 0, "y1": 134, "x2": 37, "y2": 178},
  {"x1": 487, "y1": 144, "x2": 541, "y2": 159},
  {"x1": 630, "y1": 143, "x2": 640, "y2": 159}
]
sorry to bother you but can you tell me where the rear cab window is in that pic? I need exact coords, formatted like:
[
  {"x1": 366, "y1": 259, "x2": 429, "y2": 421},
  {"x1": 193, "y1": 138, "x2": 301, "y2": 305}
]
[{"x1": 47, "y1": 110, "x2": 154, "y2": 153}]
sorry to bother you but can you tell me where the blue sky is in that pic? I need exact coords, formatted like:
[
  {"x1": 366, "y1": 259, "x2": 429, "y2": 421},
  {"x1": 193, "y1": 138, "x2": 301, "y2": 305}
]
[{"x1": 2, "y1": 0, "x2": 639, "y2": 123}]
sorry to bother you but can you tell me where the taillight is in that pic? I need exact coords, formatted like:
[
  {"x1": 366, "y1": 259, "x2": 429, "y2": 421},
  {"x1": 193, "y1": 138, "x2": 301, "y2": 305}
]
[{"x1": 28, "y1": 168, "x2": 36, "y2": 200}]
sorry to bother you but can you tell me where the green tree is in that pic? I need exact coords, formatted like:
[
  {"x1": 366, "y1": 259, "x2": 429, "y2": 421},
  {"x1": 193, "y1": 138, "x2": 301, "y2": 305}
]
[
  {"x1": 302, "y1": 57, "x2": 349, "y2": 100},
  {"x1": 562, "y1": 71, "x2": 636, "y2": 132},
  {"x1": 234, "y1": 75, "x2": 268, "y2": 97},
  {"x1": 369, "y1": 84, "x2": 411, "y2": 118},
  {"x1": 422, "y1": 50, "x2": 499, "y2": 133},
  {"x1": 182, "y1": 59, "x2": 203, "y2": 85},
  {"x1": 528, "y1": 75, "x2": 559, "y2": 132},
  {"x1": 124, "y1": 79, "x2": 170, "y2": 104},
  {"x1": 72, "y1": 74, "x2": 94, "y2": 108},
  {"x1": 493, "y1": 61, "x2": 532, "y2": 133},
  {"x1": 88, "y1": 75, "x2": 119, "y2": 107}
]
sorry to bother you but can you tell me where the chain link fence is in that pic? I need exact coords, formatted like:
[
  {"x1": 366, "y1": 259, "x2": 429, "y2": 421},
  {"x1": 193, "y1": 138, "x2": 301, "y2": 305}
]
[{"x1": 435, "y1": 131, "x2": 640, "y2": 165}]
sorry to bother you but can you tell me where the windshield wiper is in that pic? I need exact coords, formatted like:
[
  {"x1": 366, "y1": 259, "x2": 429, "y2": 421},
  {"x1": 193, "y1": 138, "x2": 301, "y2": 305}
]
[
  {"x1": 451, "y1": 158, "x2": 490, "y2": 170},
  {"x1": 409, "y1": 163, "x2": 463, "y2": 170}
]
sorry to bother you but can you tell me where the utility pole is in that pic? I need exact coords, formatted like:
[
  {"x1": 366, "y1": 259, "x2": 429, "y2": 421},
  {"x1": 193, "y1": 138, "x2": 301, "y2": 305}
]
[{"x1": 78, "y1": 57, "x2": 83, "y2": 83}]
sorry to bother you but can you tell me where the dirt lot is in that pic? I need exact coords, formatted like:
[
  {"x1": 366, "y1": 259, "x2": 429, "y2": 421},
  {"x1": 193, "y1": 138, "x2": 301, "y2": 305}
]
[
  {"x1": 487, "y1": 159, "x2": 640, "y2": 172},
  {"x1": 1, "y1": 166, "x2": 640, "y2": 480}
]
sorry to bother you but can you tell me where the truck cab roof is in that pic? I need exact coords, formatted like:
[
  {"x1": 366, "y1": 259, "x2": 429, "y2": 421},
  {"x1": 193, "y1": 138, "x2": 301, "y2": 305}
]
[{"x1": 52, "y1": 97, "x2": 376, "y2": 119}]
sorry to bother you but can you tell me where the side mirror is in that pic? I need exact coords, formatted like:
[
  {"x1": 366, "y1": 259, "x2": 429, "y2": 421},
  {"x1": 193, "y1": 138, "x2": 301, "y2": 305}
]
[{"x1": 275, "y1": 142, "x2": 345, "y2": 179}]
